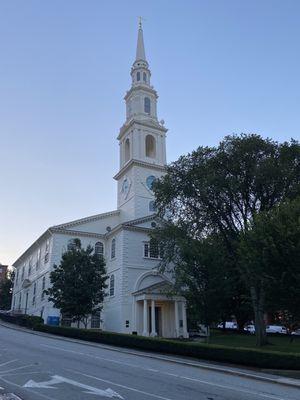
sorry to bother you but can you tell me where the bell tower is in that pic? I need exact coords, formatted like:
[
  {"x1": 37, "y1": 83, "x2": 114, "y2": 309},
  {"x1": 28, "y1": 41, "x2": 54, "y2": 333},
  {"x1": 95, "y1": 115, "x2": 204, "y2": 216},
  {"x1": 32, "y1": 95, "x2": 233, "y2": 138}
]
[{"x1": 114, "y1": 21, "x2": 167, "y2": 222}]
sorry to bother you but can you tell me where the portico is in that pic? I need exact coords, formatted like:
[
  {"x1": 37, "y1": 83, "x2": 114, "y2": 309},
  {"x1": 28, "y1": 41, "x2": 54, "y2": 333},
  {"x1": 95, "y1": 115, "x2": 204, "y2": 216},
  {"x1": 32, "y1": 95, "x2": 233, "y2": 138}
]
[{"x1": 132, "y1": 282, "x2": 188, "y2": 338}]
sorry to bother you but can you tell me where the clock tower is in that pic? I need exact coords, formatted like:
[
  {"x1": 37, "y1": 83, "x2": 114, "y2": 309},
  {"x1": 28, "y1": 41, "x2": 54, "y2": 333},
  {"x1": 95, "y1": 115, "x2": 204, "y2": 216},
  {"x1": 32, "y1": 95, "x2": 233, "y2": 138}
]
[{"x1": 114, "y1": 22, "x2": 167, "y2": 222}]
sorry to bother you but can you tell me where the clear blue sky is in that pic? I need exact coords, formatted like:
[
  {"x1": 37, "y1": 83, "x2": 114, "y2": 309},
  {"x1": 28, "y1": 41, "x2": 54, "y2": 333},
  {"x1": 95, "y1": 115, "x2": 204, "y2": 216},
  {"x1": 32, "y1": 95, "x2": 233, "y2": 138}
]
[{"x1": 1, "y1": 0, "x2": 299, "y2": 266}]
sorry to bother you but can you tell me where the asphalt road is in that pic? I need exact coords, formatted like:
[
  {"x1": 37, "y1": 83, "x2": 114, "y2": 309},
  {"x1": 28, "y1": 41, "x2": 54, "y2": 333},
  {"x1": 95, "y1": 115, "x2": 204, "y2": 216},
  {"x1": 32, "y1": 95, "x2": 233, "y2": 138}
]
[{"x1": 0, "y1": 324, "x2": 299, "y2": 400}]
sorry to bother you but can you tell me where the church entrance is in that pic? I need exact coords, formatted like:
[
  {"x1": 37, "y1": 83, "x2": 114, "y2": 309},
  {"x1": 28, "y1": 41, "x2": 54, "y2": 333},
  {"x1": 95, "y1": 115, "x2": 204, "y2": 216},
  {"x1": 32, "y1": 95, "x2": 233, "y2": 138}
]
[{"x1": 149, "y1": 306, "x2": 162, "y2": 336}]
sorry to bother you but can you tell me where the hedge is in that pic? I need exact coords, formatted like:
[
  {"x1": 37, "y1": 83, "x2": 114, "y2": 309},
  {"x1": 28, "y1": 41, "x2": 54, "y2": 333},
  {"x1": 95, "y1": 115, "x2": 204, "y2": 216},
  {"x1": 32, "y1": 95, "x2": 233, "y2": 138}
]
[
  {"x1": 0, "y1": 313, "x2": 43, "y2": 329},
  {"x1": 34, "y1": 324, "x2": 300, "y2": 370}
]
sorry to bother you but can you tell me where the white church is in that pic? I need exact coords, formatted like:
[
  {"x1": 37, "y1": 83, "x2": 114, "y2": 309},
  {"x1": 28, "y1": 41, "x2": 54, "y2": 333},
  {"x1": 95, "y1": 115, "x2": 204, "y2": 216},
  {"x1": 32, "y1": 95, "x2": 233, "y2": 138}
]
[{"x1": 11, "y1": 23, "x2": 188, "y2": 338}]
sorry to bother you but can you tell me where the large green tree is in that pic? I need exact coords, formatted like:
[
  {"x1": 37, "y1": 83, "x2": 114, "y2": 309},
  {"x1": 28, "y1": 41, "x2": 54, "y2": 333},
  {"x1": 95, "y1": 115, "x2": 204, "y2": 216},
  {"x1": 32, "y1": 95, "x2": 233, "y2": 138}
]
[
  {"x1": 46, "y1": 239, "x2": 108, "y2": 328},
  {"x1": 153, "y1": 225, "x2": 252, "y2": 331},
  {"x1": 0, "y1": 270, "x2": 14, "y2": 310},
  {"x1": 239, "y1": 197, "x2": 300, "y2": 333},
  {"x1": 154, "y1": 134, "x2": 300, "y2": 345}
]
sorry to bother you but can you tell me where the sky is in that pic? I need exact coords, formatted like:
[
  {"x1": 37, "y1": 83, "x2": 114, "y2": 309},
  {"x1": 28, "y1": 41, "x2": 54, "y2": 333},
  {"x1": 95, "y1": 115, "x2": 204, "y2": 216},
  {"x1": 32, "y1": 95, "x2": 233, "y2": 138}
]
[{"x1": 1, "y1": 0, "x2": 300, "y2": 266}]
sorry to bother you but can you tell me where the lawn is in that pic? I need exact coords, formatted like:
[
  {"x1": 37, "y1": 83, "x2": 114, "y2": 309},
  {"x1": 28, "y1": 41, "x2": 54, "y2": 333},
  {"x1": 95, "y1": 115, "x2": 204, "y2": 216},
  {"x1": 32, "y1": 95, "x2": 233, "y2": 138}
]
[{"x1": 206, "y1": 330, "x2": 300, "y2": 354}]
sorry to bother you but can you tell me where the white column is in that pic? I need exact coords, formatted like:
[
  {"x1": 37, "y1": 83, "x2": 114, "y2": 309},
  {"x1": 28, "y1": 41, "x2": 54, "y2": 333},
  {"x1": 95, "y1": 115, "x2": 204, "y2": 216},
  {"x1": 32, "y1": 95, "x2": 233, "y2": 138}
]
[
  {"x1": 174, "y1": 300, "x2": 179, "y2": 337},
  {"x1": 182, "y1": 302, "x2": 188, "y2": 338},
  {"x1": 143, "y1": 299, "x2": 148, "y2": 336},
  {"x1": 150, "y1": 300, "x2": 157, "y2": 336},
  {"x1": 132, "y1": 298, "x2": 137, "y2": 333}
]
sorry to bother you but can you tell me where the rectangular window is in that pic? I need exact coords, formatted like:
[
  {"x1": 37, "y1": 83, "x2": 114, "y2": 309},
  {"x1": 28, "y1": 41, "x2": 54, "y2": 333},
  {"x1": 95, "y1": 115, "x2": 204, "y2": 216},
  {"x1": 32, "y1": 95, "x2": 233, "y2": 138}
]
[
  {"x1": 44, "y1": 240, "x2": 50, "y2": 263},
  {"x1": 91, "y1": 312, "x2": 101, "y2": 329},
  {"x1": 144, "y1": 243, "x2": 149, "y2": 258},
  {"x1": 144, "y1": 240, "x2": 161, "y2": 259},
  {"x1": 36, "y1": 249, "x2": 41, "y2": 270},
  {"x1": 32, "y1": 283, "x2": 37, "y2": 305}
]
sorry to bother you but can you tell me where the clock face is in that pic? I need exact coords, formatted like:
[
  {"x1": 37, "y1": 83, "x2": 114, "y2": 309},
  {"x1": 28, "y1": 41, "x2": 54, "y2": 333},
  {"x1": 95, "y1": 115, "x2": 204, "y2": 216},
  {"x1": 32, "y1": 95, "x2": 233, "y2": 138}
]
[{"x1": 121, "y1": 176, "x2": 131, "y2": 199}]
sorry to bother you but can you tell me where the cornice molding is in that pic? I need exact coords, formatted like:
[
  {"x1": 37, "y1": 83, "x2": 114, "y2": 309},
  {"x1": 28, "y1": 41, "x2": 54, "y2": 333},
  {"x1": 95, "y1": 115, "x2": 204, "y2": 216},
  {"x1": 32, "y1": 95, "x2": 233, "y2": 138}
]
[
  {"x1": 124, "y1": 85, "x2": 157, "y2": 101},
  {"x1": 13, "y1": 229, "x2": 52, "y2": 267},
  {"x1": 114, "y1": 159, "x2": 166, "y2": 180},
  {"x1": 50, "y1": 228, "x2": 105, "y2": 239},
  {"x1": 123, "y1": 214, "x2": 157, "y2": 227},
  {"x1": 52, "y1": 210, "x2": 119, "y2": 230},
  {"x1": 118, "y1": 118, "x2": 167, "y2": 140}
]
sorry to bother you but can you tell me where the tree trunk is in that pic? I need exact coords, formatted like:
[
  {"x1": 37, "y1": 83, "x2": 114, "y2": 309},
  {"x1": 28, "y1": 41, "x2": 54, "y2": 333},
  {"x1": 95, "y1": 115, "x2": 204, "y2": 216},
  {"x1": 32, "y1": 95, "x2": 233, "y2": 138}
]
[
  {"x1": 236, "y1": 315, "x2": 248, "y2": 333},
  {"x1": 250, "y1": 286, "x2": 268, "y2": 346}
]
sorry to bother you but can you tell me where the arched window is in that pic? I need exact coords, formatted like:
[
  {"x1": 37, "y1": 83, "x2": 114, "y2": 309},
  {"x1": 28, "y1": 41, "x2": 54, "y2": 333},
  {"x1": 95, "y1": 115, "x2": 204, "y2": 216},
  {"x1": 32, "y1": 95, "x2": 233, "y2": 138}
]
[
  {"x1": 95, "y1": 242, "x2": 104, "y2": 258},
  {"x1": 143, "y1": 72, "x2": 147, "y2": 82},
  {"x1": 124, "y1": 138, "x2": 130, "y2": 163},
  {"x1": 144, "y1": 97, "x2": 151, "y2": 114},
  {"x1": 149, "y1": 200, "x2": 157, "y2": 212},
  {"x1": 137, "y1": 71, "x2": 140, "y2": 81},
  {"x1": 146, "y1": 175, "x2": 156, "y2": 190},
  {"x1": 111, "y1": 238, "x2": 116, "y2": 259},
  {"x1": 145, "y1": 135, "x2": 156, "y2": 158},
  {"x1": 110, "y1": 274, "x2": 115, "y2": 296}
]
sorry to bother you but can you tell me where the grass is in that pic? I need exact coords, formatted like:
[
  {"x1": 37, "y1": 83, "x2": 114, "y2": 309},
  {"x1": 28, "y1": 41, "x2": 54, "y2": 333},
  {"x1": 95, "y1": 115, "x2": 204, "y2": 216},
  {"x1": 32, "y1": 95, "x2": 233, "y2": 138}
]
[{"x1": 206, "y1": 330, "x2": 300, "y2": 354}]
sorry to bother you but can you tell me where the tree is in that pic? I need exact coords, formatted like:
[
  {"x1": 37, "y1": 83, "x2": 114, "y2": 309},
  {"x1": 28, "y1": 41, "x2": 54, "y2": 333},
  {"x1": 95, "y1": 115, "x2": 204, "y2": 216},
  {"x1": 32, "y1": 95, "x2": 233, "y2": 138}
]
[
  {"x1": 46, "y1": 240, "x2": 108, "y2": 328},
  {"x1": 239, "y1": 197, "x2": 300, "y2": 334},
  {"x1": 154, "y1": 134, "x2": 300, "y2": 345},
  {"x1": 153, "y1": 225, "x2": 252, "y2": 331},
  {"x1": 0, "y1": 270, "x2": 14, "y2": 310}
]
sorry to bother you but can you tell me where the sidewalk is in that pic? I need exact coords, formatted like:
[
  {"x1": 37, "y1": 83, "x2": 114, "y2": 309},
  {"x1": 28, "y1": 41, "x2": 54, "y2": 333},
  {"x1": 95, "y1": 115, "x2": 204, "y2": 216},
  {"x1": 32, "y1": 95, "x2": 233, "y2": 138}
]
[{"x1": 1, "y1": 320, "x2": 299, "y2": 389}]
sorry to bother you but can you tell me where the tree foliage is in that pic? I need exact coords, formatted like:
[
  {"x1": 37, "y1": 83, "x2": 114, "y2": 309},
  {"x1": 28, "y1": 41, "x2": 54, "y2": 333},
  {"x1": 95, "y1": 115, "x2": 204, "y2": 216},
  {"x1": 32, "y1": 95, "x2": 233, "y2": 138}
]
[
  {"x1": 46, "y1": 240, "x2": 108, "y2": 327},
  {"x1": 153, "y1": 134, "x2": 300, "y2": 345},
  {"x1": 0, "y1": 270, "x2": 14, "y2": 310},
  {"x1": 239, "y1": 197, "x2": 300, "y2": 329}
]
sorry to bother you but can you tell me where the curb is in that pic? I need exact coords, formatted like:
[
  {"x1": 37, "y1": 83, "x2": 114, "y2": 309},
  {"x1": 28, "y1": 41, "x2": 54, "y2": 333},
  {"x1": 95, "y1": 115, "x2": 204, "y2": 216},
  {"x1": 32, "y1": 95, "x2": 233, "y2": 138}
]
[{"x1": 0, "y1": 321, "x2": 299, "y2": 389}]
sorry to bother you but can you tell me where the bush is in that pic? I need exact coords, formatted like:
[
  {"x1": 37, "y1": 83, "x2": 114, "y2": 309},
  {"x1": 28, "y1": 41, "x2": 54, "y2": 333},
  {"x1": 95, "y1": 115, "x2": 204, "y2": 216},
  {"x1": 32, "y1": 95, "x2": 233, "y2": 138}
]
[
  {"x1": 0, "y1": 313, "x2": 44, "y2": 328},
  {"x1": 34, "y1": 324, "x2": 300, "y2": 370}
]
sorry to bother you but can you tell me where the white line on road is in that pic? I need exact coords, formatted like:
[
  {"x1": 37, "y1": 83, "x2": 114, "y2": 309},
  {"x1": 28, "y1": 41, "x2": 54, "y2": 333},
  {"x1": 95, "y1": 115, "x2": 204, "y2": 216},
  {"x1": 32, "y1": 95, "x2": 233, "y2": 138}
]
[
  {"x1": 72, "y1": 369, "x2": 291, "y2": 400},
  {"x1": 68, "y1": 370, "x2": 173, "y2": 400},
  {"x1": 167, "y1": 374, "x2": 288, "y2": 400},
  {"x1": 0, "y1": 376, "x2": 55, "y2": 400},
  {"x1": 0, "y1": 364, "x2": 36, "y2": 375},
  {"x1": 42, "y1": 344, "x2": 158, "y2": 373},
  {"x1": 0, "y1": 360, "x2": 18, "y2": 368},
  {"x1": 42, "y1": 344, "x2": 294, "y2": 400}
]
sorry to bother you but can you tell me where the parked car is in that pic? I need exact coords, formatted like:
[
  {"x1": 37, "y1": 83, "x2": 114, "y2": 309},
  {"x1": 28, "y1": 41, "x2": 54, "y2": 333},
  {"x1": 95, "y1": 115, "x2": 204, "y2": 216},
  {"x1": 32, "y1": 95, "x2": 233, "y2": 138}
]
[
  {"x1": 291, "y1": 329, "x2": 300, "y2": 336},
  {"x1": 244, "y1": 324, "x2": 255, "y2": 334},
  {"x1": 217, "y1": 322, "x2": 238, "y2": 330},
  {"x1": 266, "y1": 325, "x2": 287, "y2": 334}
]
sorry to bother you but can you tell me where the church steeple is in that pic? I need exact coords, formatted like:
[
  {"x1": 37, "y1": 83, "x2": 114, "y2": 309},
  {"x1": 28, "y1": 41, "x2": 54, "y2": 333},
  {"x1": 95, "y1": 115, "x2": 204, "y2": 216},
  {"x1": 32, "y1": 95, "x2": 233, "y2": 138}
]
[
  {"x1": 136, "y1": 19, "x2": 146, "y2": 61},
  {"x1": 115, "y1": 22, "x2": 167, "y2": 221},
  {"x1": 131, "y1": 20, "x2": 151, "y2": 88}
]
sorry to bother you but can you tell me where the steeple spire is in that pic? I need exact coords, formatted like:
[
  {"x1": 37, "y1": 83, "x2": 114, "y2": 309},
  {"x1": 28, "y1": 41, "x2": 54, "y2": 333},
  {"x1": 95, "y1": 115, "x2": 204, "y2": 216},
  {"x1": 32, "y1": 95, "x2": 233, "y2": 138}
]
[{"x1": 136, "y1": 17, "x2": 146, "y2": 61}]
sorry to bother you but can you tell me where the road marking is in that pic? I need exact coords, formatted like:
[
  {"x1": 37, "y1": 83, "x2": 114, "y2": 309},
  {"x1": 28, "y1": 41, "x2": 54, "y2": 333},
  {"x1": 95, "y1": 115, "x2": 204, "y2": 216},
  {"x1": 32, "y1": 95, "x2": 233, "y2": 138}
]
[
  {"x1": 0, "y1": 360, "x2": 18, "y2": 368},
  {"x1": 43, "y1": 344, "x2": 293, "y2": 400},
  {"x1": 0, "y1": 376, "x2": 55, "y2": 400},
  {"x1": 0, "y1": 365, "x2": 35, "y2": 375},
  {"x1": 24, "y1": 375, "x2": 124, "y2": 398},
  {"x1": 42, "y1": 345, "x2": 167, "y2": 375},
  {"x1": 171, "y1": 375, "x2": 288, "y2": 400},
  {"x1": 69, "y1": 370, "x2": 176, "y2": 400}
]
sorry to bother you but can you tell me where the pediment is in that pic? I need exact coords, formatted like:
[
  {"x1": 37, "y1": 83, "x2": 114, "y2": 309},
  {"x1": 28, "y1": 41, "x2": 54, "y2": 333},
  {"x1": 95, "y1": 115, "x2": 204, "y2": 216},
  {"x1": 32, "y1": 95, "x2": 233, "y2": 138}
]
[
  {"x1": 51, "y1": 210, "x2": 120, "y2": 235},
  {"x1": 133, "y1": 281, "x2": 173, "y2": 296}
]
